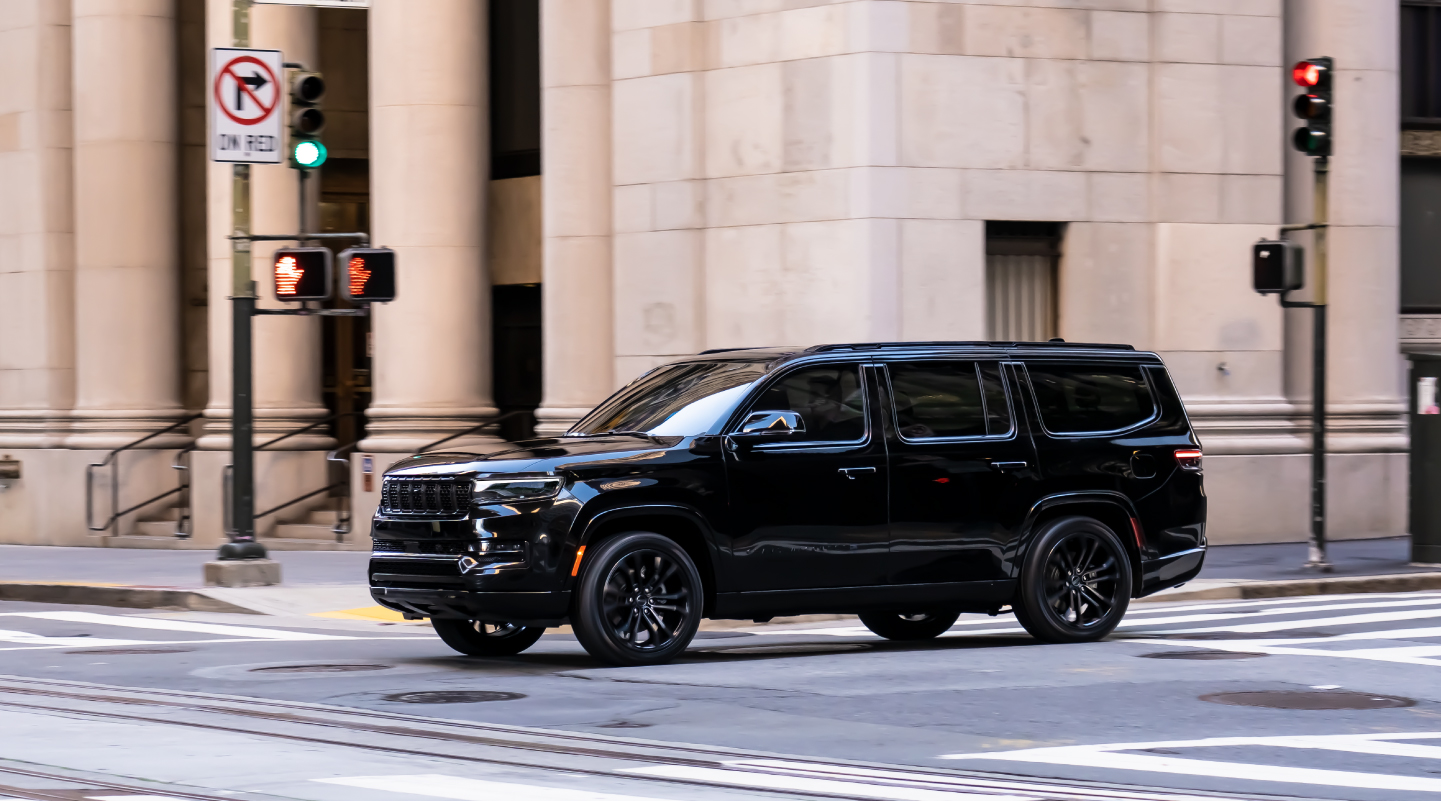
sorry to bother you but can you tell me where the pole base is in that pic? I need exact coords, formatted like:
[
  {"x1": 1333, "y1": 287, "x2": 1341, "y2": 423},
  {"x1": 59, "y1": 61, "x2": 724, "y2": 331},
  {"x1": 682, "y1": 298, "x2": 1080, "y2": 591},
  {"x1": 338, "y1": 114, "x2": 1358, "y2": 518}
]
[{"x1": 217, "y1": 540, "x2": 269, "y2": 560}]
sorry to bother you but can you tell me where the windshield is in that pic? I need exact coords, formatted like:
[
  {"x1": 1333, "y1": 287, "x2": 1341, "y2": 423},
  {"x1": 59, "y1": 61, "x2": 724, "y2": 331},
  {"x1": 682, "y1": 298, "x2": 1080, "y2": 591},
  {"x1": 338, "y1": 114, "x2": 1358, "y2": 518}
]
[{"x1": 570, "y1": 361, "x2": 768, "y2": 437}]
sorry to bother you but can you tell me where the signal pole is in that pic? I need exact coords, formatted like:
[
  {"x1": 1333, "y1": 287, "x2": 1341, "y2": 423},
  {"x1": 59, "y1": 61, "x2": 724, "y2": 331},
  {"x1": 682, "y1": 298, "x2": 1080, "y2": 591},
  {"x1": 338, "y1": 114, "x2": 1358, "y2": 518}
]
[{"x1": 1307, "y1": 156, "x2": 1330, "y2": 571}]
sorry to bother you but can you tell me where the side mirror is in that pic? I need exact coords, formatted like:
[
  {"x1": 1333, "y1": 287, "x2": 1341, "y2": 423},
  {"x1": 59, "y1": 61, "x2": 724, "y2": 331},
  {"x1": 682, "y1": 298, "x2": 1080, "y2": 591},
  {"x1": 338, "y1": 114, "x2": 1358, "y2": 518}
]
[{"x1": 740, "y1": 410, "x2": 805, "y2": 435}]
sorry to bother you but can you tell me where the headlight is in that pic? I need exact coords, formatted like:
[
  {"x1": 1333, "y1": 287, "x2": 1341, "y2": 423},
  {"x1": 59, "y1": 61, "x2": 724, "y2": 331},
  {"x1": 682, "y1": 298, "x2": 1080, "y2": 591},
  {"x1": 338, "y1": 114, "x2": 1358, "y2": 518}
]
[{"x1": 472, "y1": 476, "x2": 562, "y2": 504}]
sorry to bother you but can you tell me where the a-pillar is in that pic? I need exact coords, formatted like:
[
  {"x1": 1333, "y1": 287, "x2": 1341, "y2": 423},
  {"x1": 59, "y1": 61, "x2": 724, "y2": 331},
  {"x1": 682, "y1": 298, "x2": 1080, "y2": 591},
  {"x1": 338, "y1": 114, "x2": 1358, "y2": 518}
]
[
  {"x1": 67, "y1": 0, "x2": 184, "y2": 450},
  {"x1": 361, "y1": 0, "x2": 500, "y2": 453},
  {"x1": 1284, "y1": 0, "x2": 1407, "y2": 538},
  {"x1": 534, "y1": 0, "x2": 614, "y2": 435}
]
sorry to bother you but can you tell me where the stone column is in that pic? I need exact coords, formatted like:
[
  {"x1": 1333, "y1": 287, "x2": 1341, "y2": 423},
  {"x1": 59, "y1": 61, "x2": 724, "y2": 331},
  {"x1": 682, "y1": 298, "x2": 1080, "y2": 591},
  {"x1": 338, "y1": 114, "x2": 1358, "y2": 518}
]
[
  {"x1": 249, "y1": 3, "x2": 330, "y2": 447},
  {"x1": 534, "y1": 0, "x2": 614, "y2": 435},
  {"x1": 1284, "y1": 0, "x2": 1407, "y2": 537},
  {"x1": 66, "y1": 0, "x2": 185, "y2": 449},
  {"x1": 361, "y1": 0, "x2": 498, "y2": 452}
]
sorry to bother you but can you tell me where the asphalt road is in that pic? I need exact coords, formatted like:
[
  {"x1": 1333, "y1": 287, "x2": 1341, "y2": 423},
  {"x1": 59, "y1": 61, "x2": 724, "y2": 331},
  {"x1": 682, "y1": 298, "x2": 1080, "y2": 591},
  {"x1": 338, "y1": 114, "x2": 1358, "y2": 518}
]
[{"x1": 0, "y1": 592, "x2": 1439, "y2": 801}]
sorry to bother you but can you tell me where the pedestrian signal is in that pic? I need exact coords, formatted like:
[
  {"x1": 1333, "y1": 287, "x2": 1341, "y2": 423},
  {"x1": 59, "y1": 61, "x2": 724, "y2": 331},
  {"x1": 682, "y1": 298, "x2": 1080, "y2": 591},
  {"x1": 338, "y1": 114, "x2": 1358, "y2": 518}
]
[
  {"x1": 338, "y1": 248, "x2": 396, "y2": 303},
  {"x1": 272, "y1": 247, "x2": 332, "y2": 301},
  {"x1": 1253, "y1": 240, "x2": 1303, "y2": 294},
  {"x1": 1290, "y1": 57, "x2": 1332, "y2": 158}
]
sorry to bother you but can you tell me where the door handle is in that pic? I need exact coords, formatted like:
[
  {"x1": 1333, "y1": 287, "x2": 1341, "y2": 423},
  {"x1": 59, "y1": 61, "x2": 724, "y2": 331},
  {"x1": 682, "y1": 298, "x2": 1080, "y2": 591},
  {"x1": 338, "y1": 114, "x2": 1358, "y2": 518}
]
[
  {"x1": 838, "y1": 467, "x2": 877, "y2": 479},
  {"x1": 989, "y1": 461, "x2": 1028, "y2": 472}
]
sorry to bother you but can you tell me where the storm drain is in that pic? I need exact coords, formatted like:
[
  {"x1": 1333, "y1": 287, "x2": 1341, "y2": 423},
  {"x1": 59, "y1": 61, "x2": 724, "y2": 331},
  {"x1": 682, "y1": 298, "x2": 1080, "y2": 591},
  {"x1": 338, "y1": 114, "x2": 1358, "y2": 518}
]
[
  {"x1": 383, "y1": 690, "x2": 525, "y2": 704},
  {"x1": 250, "y1": 664, "x2": 393, "y2": 674},
  {"x1": 597, "y1": 721, "x2": 651, "y2": 729},
  {"x1": 1139, "y1": 650, "x2": 1266, "y2": 660},
  {"x1": 1200, "y1": 691, "x2": 1415, "y2": 710},
  {"x1": 67, "y1": 648, "x2": 195, "y2": 656}
]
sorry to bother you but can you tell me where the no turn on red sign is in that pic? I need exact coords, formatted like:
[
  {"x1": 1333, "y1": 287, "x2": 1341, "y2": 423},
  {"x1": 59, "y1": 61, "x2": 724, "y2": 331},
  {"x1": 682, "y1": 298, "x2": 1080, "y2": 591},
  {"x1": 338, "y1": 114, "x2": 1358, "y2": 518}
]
[{"x1": 211, "y1": 48, "x2": 283, "y2": 163}]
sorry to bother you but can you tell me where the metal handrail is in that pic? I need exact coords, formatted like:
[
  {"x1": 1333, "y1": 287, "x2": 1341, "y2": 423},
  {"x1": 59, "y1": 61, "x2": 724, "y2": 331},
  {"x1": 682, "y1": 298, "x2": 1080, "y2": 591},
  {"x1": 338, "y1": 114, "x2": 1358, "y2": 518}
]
[
  {"x1": 223, "y1": 414, "x2": 361, "y2": 540},
  {"x1": 85, "y1": 414, "x2": 203, "y2": 534},
  {"x1": 169, "y1": 445, "x2": 199, "y2": 538},
  {"x1": 257, "y1": 411, "x2": 359, "y2": 450},
  {"x1": 417, "y1": 410, "x2": 529, "y2": 453}
]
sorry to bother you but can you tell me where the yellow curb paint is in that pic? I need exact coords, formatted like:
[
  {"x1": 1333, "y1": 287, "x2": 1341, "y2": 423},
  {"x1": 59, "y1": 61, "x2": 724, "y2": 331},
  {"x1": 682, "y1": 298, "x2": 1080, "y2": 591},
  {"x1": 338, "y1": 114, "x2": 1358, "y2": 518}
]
[{"x1": 311, "y1": 605, "x2": 410, "y2": 622}]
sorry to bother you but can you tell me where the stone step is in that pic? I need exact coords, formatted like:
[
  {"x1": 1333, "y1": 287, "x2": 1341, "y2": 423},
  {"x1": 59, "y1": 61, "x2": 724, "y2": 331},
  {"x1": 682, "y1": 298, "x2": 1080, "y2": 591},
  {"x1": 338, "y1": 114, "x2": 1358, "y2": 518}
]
[
  {"x1": 105, "y1": 534, "x2": 211, "y2": 550},
  {"x1": 269, "y1": 522, "x2": 350, "y2": 541},
  {"x1": 138, "y1": 507, "x2": 183, "y2": 522},
  {"x1": 134, "y1": 519, "x2": 186, "y2": 538},
  {"x1": 255, "y1": 536, "x2": 369, "y2": 552}
]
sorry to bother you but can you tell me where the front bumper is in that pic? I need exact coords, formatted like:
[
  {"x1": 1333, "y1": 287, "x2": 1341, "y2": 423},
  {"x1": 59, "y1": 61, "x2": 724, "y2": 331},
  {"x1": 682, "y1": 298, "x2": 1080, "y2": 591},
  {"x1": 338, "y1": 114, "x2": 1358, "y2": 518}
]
[{"x1": 372, "y1": 586, "x2": 572, "y2": 625}]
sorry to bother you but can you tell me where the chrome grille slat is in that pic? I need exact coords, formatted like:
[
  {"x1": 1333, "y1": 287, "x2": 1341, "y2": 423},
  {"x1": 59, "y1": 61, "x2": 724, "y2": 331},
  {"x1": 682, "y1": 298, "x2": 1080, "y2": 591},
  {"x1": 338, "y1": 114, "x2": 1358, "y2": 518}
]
[{"x1": 380, "y1": 476, "x2": 469, "y2": 517}]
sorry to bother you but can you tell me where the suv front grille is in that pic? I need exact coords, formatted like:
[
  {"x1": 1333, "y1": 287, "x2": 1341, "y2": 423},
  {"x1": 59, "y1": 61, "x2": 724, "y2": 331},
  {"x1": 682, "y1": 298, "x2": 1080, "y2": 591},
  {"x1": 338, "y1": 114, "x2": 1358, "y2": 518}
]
[{"x1": 380, "y1": 476, "x2": 470, "y2": 517}]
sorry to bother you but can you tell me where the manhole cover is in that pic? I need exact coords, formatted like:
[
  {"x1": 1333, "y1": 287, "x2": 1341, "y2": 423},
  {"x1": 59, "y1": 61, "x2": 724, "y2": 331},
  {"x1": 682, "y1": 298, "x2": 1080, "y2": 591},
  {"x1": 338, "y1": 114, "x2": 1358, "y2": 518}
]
[
  {"x1": 1201, "y1": 691, "x2": 1416, "y2": 710},
  {"x1": 250, "y1": 664, "x2": 394, "y2": 674},
  {"x1": 383, "y1": 690, "x2": 525, "y2": 704},
  {"x1": 1164, "y1": 630, "x2": 1336, "y2": 641},
  {"x1": 692, "y1": 631, "x2": 756, "y2": 639},
  {"x1": 1139, "y1": 650, "x2": 1267, "y2": 660},
  {"x1": 717, "y1": 643, "x2": 870, "y2": 655},
  {"x1": 67, "y1": 647, "x2": 195, "y2": 656},
  {"x1": 598, "y1": 721, "x2": 651, "y2": 729}
]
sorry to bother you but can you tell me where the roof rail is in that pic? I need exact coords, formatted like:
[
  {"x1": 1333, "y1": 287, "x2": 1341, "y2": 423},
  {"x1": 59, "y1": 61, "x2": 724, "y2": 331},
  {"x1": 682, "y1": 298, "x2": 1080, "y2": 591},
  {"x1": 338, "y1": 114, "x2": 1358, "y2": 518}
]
[
  {"x1": 698, "y1": 346, "x2": 788, "y2": 355},
  {"x1": 805, "y1": 341, "x2": 1136, "y2": 353}
]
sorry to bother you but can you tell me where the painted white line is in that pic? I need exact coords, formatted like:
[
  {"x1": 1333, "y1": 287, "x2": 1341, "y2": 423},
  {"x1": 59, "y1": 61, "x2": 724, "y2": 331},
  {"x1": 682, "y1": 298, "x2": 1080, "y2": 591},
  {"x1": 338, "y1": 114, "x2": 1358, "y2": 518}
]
[
  {"x1": 317, "y1": 773, "x2": 671, "y2": 801},
  {"x1": 1157, "y1": 607, "x2": 1441, "y2": 635},
  {"x1": 0, "y1": 629, "x2": 153, "y2": 648},
  {"x1": 942, "y1": 732, "x2": 1441, "y2": 793},
  {"x1": 90, "y1": 796, "x2": 198, "y2": 801},
  {"x1": 624, "y1": 765, "x2": 1036, "y2": 801},
  {"x1": 0, "y1": 635, "x2": 433, "y2": 652},
  {"x1": 0, "y1": 611, "x2": 351, "y2": 640}
]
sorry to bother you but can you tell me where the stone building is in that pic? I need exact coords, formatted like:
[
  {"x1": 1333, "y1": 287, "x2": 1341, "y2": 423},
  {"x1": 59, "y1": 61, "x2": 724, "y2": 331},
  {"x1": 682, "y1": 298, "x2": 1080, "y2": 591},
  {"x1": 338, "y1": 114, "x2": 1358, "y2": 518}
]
[{"x1": 0, "y1": 0, "x2": 1414, "y2": 549}]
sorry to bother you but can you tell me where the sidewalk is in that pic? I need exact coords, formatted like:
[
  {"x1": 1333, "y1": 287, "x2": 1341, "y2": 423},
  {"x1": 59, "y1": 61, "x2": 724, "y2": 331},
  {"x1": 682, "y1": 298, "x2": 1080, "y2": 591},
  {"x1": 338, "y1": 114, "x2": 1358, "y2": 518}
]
[{"x1": 0, "y1": 538, "x2": 1436, "y2": 619}]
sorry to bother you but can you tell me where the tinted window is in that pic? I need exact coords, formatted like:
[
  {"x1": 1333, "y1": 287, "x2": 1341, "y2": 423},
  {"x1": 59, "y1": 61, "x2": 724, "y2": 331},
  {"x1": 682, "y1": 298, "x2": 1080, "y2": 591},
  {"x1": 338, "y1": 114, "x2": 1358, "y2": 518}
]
[
  {"x1": 747, "y1": 364, "x2": 866, "y2": 442},
  {"x1": 572, "y1": 361, "x2": 767, "y2": 436},
  {"x1": 979, "y1": 362, "x2": 1012, "y2": 435},
  {"x1": 890, "y1": 362, "x2": 986, "y2": 439},
  {"x1": 1027, "y1": 363, "x2": 1154, "y2": 433}
]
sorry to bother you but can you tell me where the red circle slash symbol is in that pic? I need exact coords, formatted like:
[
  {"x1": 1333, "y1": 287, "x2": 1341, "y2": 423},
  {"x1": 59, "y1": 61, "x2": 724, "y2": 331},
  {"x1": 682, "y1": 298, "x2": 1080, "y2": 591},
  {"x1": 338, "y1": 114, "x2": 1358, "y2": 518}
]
[{"x1": 215, "y1": 56, "x2": 278, "y2": 125}]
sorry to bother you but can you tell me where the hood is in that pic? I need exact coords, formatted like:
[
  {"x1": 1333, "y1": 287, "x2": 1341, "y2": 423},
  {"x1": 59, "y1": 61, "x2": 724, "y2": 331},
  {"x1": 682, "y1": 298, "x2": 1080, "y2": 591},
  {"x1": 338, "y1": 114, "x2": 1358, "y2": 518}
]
[{"x1": 385, "y1": 435, "x2": 683, "y2": 476}]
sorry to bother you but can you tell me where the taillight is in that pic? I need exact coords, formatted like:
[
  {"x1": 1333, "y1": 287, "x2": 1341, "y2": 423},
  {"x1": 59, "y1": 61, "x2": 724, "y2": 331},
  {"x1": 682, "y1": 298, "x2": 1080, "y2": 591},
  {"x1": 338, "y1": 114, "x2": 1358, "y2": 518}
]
[{"x1": 1175, "y1": 448, "x2": 1202, "y2": 470}]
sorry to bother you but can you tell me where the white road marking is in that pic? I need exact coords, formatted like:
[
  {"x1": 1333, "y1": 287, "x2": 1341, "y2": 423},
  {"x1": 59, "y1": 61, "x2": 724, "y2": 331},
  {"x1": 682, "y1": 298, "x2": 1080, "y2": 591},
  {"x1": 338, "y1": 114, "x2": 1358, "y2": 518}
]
[
  {"x1": 0, "y1": 629, "x2": 153, "y2": 647},
  {"x1": 90, "y1": 796, "x2": 199, "y2": 801},
  {"x1": 624, "y1": 765, "x2": 1036, "y2": 801},
  {"x1": 317, "y1": 773, "x2": 672, "y2": 801},
  {"x1": 1154, "y1": 607, "x2": 1441, "y2": 635},
  {"x1": 943, "y1": 732, "x2": 1441, "y2": 793},
  {"x1": 0, "y1": 611, "x2": 352, "y2": 640}
]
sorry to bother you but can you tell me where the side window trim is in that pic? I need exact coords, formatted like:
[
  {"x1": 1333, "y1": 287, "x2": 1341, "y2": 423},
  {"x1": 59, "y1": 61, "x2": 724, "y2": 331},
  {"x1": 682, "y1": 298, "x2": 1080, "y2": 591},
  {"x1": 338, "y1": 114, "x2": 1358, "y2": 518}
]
[
  {"x1": 1018, "y1": 361, "x2": 1161, "y2": 438},
  {"x1": 728, "y1": 360, "x2": 872, "y2": 449},
  {"x1": 879, "y1": 360, "x2": 1017, "y2": 444}
]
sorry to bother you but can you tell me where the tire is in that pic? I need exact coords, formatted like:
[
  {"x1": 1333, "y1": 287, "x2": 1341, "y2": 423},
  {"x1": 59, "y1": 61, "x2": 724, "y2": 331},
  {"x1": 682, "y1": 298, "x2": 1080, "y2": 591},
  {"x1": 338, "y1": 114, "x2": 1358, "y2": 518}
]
[
  {"x1": 857, "y1": 610, "x2": 961, "y2": 641},
  {"x1": 431, "y1": 618, "x2": 545, "y2": 657},
  {"x1": 1013, "y1": 516, "x2": 1133, "y2": 644},
  {"x1": 571, "y1": 531, "x2": 703, "y2": 666}
]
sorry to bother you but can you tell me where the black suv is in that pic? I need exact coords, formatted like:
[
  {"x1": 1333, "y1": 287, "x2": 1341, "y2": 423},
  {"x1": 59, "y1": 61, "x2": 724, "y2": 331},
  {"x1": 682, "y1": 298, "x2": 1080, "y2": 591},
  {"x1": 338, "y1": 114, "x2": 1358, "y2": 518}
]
[{"x1": 370, "y1": 342, "x2": 1206, "y2": 666}]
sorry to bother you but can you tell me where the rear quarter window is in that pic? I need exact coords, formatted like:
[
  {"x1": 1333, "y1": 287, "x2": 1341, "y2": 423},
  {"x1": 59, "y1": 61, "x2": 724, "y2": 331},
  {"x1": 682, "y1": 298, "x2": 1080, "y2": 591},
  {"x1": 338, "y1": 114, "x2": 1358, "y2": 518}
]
[{"x1": 1026, "y1": 363, "x2": 1155, "y2": 434}]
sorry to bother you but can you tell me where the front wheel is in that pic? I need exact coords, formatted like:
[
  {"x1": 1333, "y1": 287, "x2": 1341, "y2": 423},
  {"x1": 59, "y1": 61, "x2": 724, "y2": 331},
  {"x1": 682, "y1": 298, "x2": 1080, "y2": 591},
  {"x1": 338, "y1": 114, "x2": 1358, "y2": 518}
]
[
  {"x1": 857, "y1": 610, "x2": 960, "y2": 641},
  {"x1": 431, "y1": 618, "x2": 545, "y2": 656},
  {"x1": 571, "y1": 532, "x2": 703, "y2": 666},
  {"x1": 1013, "y1": 516, "x2": 1132, "y2": 643}
]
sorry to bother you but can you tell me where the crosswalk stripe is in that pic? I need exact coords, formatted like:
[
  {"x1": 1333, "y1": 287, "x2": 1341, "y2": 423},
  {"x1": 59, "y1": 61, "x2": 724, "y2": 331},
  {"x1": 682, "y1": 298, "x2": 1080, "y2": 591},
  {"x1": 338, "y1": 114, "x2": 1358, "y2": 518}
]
[
  {"x1": 0, "y1": 629, "x2": 152, "y2": 648},
  {"x1": 89, "y1": 795, "x2": 199, "y2": 801},
  {"x1": 317, "y1": 773, "x2": 671, "y2": 801},
  {"x1": 1157, "y1": 606, "x2": 1441, "y2": 635},
  {"x1": 0, "y1": 611, "x2": 352, "y2": 640},
  {"x1": 623, "y1": 765, "x2": 1035, "y2": 801}
]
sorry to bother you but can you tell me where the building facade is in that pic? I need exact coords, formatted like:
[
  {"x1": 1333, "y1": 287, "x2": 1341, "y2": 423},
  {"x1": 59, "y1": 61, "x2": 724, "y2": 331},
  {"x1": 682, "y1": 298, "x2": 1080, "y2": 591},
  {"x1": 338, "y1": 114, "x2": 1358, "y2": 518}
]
[{"x1": 0, "y1": 0, "x2": 1409, "y2": 550}]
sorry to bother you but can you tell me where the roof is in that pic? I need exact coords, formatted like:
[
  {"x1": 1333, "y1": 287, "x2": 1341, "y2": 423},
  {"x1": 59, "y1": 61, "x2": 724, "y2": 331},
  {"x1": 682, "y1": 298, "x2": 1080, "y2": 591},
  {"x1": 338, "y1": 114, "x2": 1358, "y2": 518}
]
[{"x1": 686, "y1": 340, "x2": 1152, "y2": 371}]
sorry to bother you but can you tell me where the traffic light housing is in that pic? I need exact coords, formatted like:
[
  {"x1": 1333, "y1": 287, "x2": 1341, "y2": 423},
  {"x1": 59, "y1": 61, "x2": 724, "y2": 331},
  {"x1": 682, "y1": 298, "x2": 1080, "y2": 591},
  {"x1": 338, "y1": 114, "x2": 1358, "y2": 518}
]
[
  {"x1": 1253, "y1": 240, "x2": 1304, "y2": 294},
  {"x1": 1291, "y1": 57, "x2": 1332, "y2": 158},
  {"x1": 338, "y1": 247, "x2": 397, "y2": 303},
  {"x1": 273, "y1": 247, "x2": 333, "y2": 301},
  {"x1": 288, "y1": 71, "x2": 327, "y2": 169}
]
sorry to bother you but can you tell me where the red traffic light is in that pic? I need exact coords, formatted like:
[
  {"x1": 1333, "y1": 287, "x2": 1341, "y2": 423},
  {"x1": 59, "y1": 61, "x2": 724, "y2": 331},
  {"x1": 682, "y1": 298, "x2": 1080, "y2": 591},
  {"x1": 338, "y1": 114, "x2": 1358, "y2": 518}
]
[
  {"x1": 272, "y1": 247, "x2": 332, "y2": 301},
  {"x1": 338, "y1": 247, "x2": 396, "y2": 303},
  {"x1": 1292, "y1": 58, "x2": 1331, "y2": 89}
]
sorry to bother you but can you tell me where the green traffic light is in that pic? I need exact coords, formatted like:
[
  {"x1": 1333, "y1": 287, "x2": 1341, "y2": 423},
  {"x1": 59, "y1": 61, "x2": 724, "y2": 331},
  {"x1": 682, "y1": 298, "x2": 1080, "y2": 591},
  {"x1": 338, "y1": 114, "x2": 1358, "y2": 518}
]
[{"x1": 292, "y1": 139, "x2": 327, "y2": 169}]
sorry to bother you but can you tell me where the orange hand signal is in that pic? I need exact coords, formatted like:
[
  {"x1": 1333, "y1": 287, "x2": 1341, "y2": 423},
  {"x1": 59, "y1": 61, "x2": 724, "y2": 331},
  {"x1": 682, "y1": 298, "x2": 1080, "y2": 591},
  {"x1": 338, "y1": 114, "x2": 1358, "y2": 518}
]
[
  {"x1": 348, "y1": 256, "x2": 371, "y2": 296},
  {"x1": 275, "y1": 255, "x2": 302, "y2": 296}
]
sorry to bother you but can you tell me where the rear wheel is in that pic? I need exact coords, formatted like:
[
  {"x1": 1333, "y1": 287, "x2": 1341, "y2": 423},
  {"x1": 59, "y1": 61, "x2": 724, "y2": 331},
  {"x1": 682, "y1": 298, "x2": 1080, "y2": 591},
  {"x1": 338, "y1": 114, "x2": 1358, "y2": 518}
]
[
  {"x1": 572, "y1": 532, "x2": 703, "y2": 666},
  {"x1": 431, "y1": 618, "x2": 545, "y2": 657},
  {"x1": 1013, "y1": 516, "x2": 1132, "y2": 643},
  {"x1": 857, "y1": 610, "x2": 961, "y2": 641}
]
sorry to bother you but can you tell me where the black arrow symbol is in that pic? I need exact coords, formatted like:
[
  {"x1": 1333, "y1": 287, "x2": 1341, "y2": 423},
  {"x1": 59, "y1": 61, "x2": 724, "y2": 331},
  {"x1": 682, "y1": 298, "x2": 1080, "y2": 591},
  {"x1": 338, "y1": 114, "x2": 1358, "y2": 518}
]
[{"x1": 235, "y1": 71, "x2": 269, "y2": 111}]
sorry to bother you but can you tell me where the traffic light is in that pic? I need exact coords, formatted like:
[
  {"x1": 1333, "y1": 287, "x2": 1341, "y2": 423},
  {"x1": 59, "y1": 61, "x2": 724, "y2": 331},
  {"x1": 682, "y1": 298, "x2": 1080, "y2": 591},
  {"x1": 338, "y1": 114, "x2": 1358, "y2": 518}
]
[
  {"x1": 272, "y1": 247, "x2": 333, "y2": 301},
  {"x1": 1291, "y1": 57, "x2": 1332, "y2": 158},
  {"x1": 338, "y1": 247, "x2": 397, "y2": 303},
  {"x1": 288, "y1": 71, "x2": 326, "y2": 169},
  {"x1": 1253, "y1": 240, "x2": 1303, "y2": 294}
]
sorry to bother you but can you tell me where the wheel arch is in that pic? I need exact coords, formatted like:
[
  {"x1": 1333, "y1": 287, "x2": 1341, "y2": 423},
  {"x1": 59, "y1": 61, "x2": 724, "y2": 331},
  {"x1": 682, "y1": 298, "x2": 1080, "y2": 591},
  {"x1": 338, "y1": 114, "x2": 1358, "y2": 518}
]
[
  {"x1": 1018, "y1": 492, "x2": 1144, "y2": 597},
  {"x1": 573, "y1": 505, "x2": 719, "y2": 616}
]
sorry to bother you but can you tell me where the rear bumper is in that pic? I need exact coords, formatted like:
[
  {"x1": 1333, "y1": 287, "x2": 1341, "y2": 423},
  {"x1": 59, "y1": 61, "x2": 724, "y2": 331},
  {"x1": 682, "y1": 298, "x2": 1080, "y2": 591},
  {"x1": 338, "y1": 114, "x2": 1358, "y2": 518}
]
[
  {"x1": 371, "y1": 586, "x2": 572, "y2": 626},
  {"x1": 1137, "y1": 546, "x2": 1205, "y2": 598}
]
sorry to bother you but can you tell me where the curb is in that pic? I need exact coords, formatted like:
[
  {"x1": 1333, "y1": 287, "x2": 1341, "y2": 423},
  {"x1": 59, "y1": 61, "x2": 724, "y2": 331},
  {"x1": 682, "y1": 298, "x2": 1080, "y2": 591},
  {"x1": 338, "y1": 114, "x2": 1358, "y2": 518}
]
[
  {"x1": 1136, "y1": 571, "x2": 1441, "y2": 604},
  {"x1": 0, "y1": 582, "x2": 259, "y2": 615}
]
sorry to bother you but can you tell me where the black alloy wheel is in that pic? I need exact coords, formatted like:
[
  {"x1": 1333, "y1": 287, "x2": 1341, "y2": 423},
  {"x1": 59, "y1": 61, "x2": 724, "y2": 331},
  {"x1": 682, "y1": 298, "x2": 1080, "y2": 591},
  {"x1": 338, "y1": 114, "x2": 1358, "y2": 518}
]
[
  {"x1": 857, "y1": 610, "x2": 961, "y2": 641},
  {"x1": 572, "y1": 532, "x2": 703, "y2": 666},
  {"x1": 1013, "y1": 516, "x2": 1132, "y2": 643},
  {"x1": 431, "y1": 618, "x2": 546, "y2": 657}
]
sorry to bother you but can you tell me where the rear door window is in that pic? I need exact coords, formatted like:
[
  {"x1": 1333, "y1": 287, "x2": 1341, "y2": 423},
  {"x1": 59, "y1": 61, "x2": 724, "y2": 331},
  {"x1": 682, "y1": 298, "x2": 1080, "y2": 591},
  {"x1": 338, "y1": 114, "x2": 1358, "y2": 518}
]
[
  {"x1": 1026, "y1": 363, "x2": 1155, "y2": 434},
  {"x1": 888, "y1": 361, "x2": 1012, "y2": 439}
]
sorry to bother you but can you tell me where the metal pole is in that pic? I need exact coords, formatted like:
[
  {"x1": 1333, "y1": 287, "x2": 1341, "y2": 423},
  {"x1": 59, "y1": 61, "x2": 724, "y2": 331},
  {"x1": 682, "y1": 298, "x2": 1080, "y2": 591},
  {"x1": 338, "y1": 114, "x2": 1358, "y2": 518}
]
[
  {"x1": 220, "y1": 0, "x2": 266, "y2": 560},
  {"x1": 1306, "y1": 158, "x2": 1332, "y2": 571}
]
